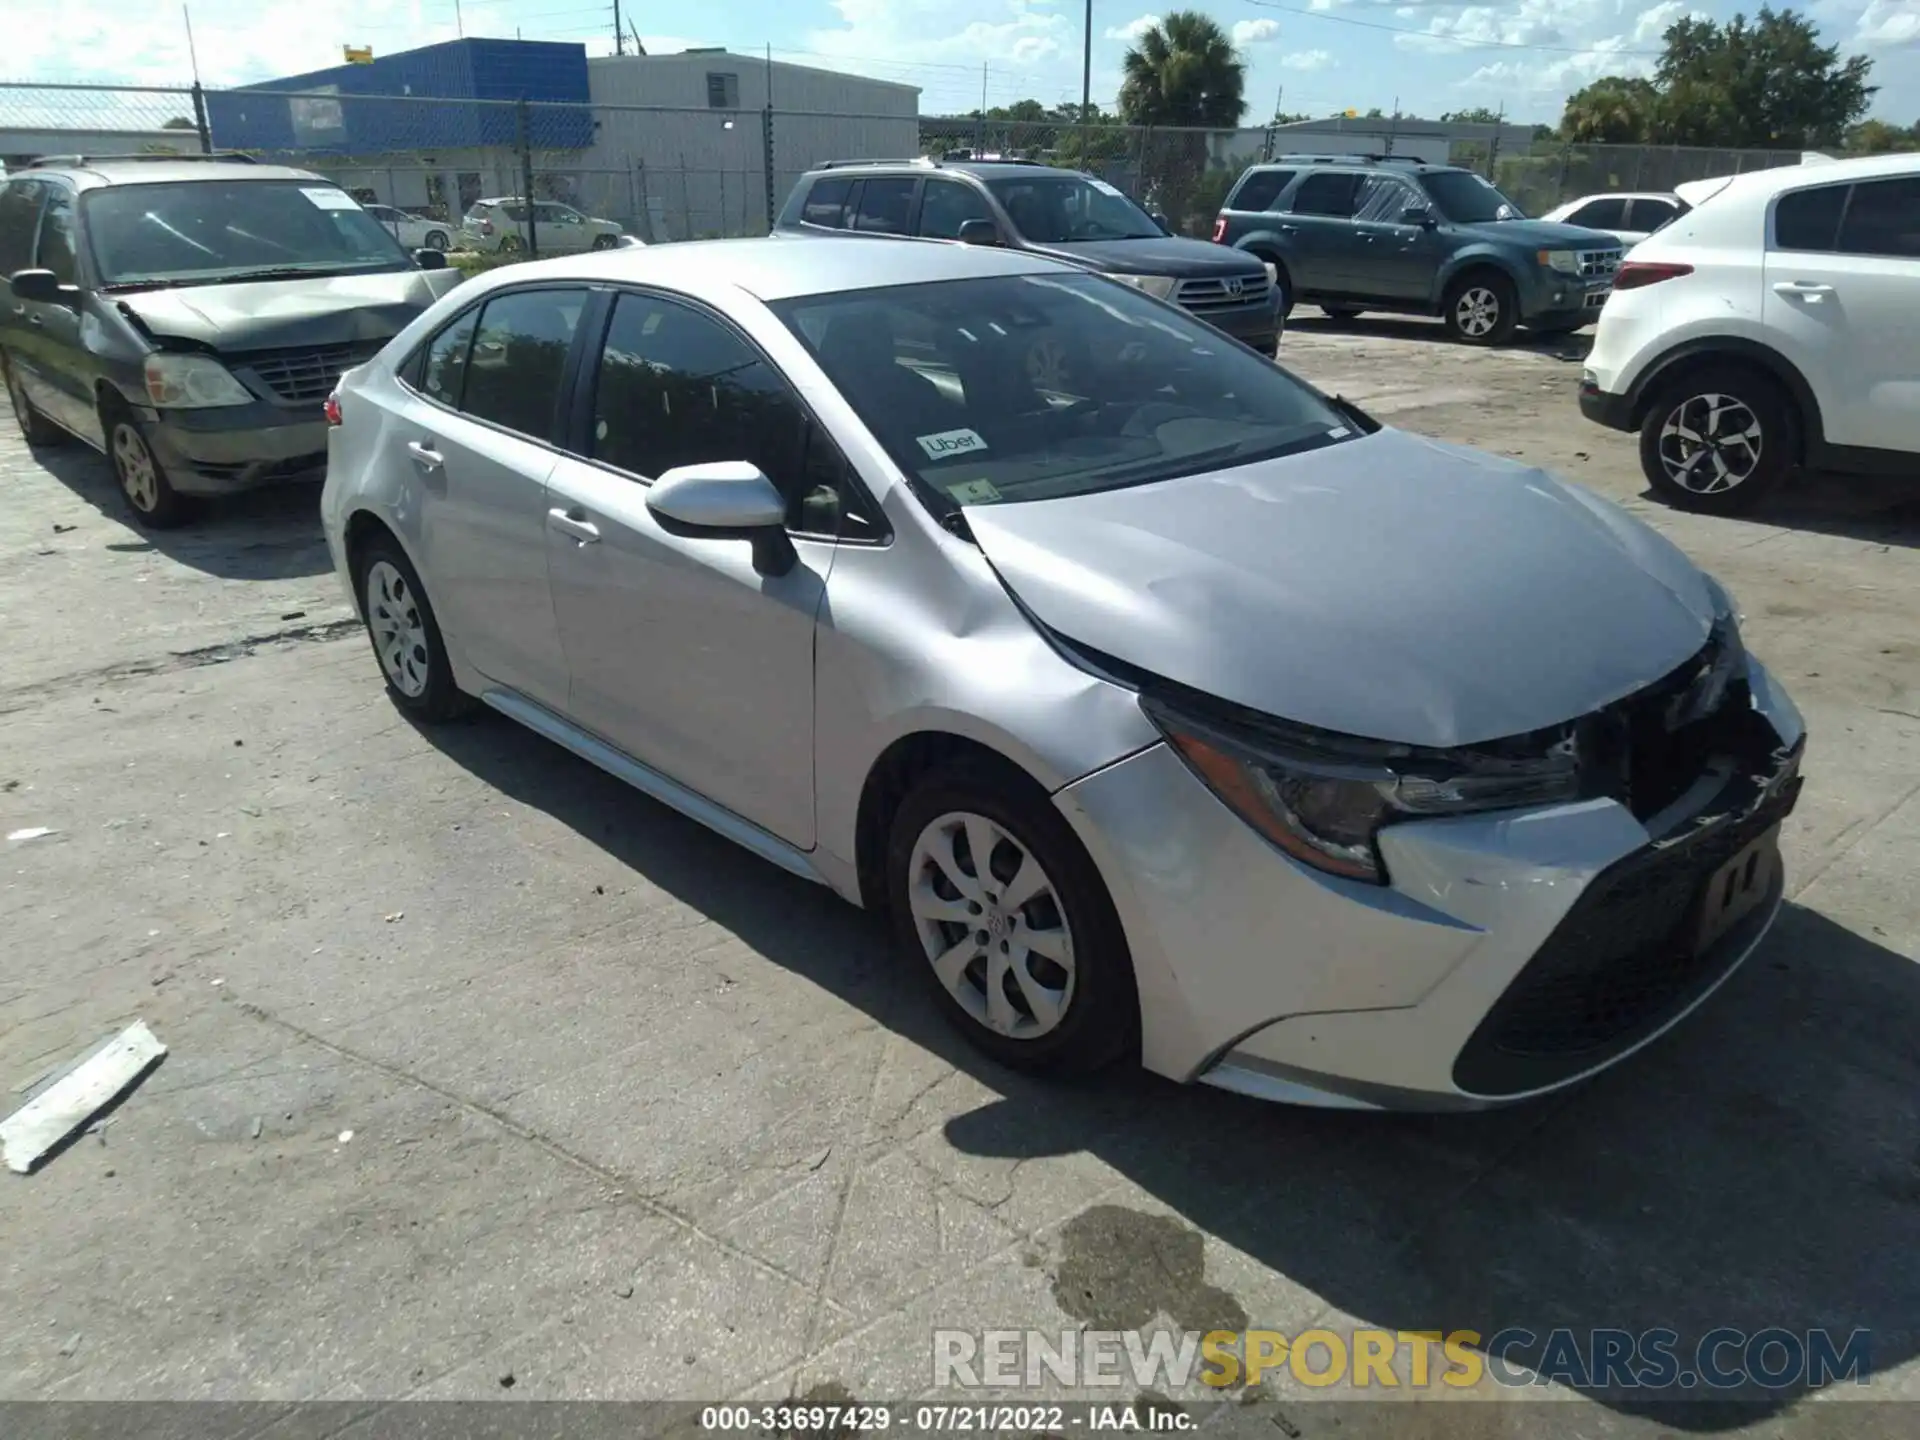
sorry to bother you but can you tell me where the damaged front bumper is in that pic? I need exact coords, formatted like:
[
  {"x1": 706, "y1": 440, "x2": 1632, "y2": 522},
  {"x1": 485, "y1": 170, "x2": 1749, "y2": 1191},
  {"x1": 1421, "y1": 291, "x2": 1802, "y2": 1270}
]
[{"x1": 1052, "y1": 652, "x2": 1805, "y2": 1110}]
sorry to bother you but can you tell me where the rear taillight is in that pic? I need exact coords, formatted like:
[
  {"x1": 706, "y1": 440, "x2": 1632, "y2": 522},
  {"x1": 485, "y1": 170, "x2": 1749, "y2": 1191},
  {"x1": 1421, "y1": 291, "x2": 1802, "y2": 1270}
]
[
  {"x1": 324, "y1": 392, "x2": 342, "y2": 427},
  {"x1": 1613, "y1": 260, "x2": 1694, "y2": 291},
  {"x1": 479, "y1": 218, "x2": 494, "y2": 235},
  {"x1": 1211, "y1": 215, "x2": 1227, "y2": 243}
]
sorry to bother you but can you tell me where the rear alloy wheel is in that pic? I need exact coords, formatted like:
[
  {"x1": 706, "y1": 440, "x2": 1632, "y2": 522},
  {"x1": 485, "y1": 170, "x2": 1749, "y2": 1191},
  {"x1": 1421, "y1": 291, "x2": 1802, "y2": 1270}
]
[
  {"x1": 109, "y1": 415, "x2": 191, "y2": 528},
  {"x1": 887, "y1": 761, "x2": 1136, "y2": 1074},
  {"x1": 356, "y1": 537, "x2": 473, "y2": 721},
  {"x1": 4, "y1": 355, "x2": 67, "y2": 447},
  {"x1": 1639, "y1": 368, "x2": 1791, "y2": 515},
  {"x1": 1444, "y1": 272, "x2": 1518, "y2": 346}
]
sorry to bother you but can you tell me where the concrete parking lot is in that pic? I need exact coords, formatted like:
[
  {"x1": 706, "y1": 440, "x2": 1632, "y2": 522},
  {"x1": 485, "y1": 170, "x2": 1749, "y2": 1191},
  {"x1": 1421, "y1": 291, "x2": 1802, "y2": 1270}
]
[{"x1": 2, "y1": 314, "x2": 1916, "y2": 1433}]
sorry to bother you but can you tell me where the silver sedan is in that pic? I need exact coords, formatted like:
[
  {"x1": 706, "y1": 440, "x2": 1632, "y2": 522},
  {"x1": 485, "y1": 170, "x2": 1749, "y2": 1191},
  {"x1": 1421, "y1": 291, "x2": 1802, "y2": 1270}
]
[{"x1": 319, "y1": 236, "x2": 1805, "y2": 1110}]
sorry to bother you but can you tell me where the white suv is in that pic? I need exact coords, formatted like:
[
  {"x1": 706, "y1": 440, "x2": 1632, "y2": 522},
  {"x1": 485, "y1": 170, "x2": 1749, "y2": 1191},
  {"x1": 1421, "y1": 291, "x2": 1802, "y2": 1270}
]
[{"x1": 1579, "y1": 153, "x2": 1919, "y2": 514}]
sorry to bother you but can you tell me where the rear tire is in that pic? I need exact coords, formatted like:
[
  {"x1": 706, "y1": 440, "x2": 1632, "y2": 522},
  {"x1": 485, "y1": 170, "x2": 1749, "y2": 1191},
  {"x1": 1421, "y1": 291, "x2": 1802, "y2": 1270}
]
[
  {"x1": 591, "y1": 234, "x2": 619, "y2": 251},
  {"x1": 3, "y1": 354, "x2": 67, "y2": 447},
  {"x1": 424, "y1": 230, "x2": 450, "y2": 251},
  {"x1": 1321, "y1": 305, "x2": 1364, "y2": 323},
  {"x1": 105, "y1": 406, "x2": 193, "y2": 529},
  {"x1": 886, "y1": 758, "x2": 1137, "y2": 1075},
  {"x1": 499, "y1": 235, "x2": 525, "y2": 255},
  {"x1": 352, "y1": 533, "x2": 475, "y2": 722},
  {"x1": 1638, "y1": 364, "x2": 1793, "y2": 516},
  {"x1": 1443, "y1": 271, "x2": 1518, "y2": 346}
]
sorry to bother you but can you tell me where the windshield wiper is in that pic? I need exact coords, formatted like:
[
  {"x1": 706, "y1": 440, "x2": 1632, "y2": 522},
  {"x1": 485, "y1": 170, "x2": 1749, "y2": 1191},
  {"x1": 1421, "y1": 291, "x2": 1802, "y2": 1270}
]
[{"x1": 205, "y1": 264, "x2": 387, "y2": 284}]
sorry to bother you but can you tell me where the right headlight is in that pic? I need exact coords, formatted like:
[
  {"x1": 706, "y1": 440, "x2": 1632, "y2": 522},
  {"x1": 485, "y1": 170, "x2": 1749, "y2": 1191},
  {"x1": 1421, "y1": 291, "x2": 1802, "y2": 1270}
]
[
  {"x1": 143, "y1": 353, "x2": 254, "y2": 409},
  {"x1": 1142, "y1": 695, "x2": 1581, "y2": 884},
  {"x1": 1107, "y1": 273, "x2": 1179, "y2": 300},
  {"x1": 1539, "y1": 249, "x2": 1581, "y2": 275}
]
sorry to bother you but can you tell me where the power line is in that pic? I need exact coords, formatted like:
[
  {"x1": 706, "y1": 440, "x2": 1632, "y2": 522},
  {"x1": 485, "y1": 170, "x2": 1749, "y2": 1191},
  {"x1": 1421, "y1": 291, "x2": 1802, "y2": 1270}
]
[{"x1": 1238, "y1": 0, "x2": 1663, "y2": 58}]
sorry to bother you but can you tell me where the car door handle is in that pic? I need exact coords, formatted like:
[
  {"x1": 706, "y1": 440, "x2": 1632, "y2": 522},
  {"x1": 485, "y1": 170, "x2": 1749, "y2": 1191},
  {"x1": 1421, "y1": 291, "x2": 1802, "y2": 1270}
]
[
  {"x1": 405, "y1": 439, "x2": 443, "y2": 469},
  {"x1": 1772, "y1": 281, "x2": 1834, "y2": 299},
  {"x1": 1274, "y1": 223, "x2": 1297, "y2": 234},
  {"x1": 547, "y1": 507, "x2": 601, "y2": 543}
]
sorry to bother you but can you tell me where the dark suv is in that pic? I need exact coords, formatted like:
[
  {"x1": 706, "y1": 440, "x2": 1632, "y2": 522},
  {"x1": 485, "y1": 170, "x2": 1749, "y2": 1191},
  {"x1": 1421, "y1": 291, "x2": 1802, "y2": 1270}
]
[
  {"x1": 0, "y1": 153, "x2": 461, "y2": 526},
  {"x1": 1213, "y1": 155, "x2": 1624, "y2": 345},
  {"x1": 775, "y1": 158, "x2": 1283, "y2": 353}
]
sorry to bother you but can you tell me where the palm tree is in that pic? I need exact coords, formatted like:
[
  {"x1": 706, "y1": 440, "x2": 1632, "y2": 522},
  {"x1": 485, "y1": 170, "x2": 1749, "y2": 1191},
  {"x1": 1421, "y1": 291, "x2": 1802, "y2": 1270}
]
[
  {"x1": 1558, "y1": 76, "x2": 1660, "y2": 144},
  {"x1": 1119, "y1": 12, "x2": 1247, "y2": 129}
]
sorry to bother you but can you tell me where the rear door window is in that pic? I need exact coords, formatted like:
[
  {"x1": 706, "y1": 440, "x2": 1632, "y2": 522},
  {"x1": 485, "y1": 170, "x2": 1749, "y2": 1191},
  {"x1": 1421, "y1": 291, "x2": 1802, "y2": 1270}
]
[
  {"x1": 1289, "y1": 171, "x2": 1365, "y2": 218},
  {"x1": 458, "y1": 288, "x2": 587, "y2": 441},
  {"x1": 852, "y1": 177, "x2": 917, "y2": 235},
  {"x1": 1835, "y1": 177, "x2": 1920, "y2": 259},
  {"x1": 1567, "y1": 197, "x2": 1628, "y2": 229},
  {"x1": 1773, "y1": 184, "x2": 1848, "y2": 252},
  {"x1": 1228, "y1": 170, "x2": 1294, "y2": 212},
  {"x1": 1628, "y1": 197, "x2": 1680, "y2": 231}
]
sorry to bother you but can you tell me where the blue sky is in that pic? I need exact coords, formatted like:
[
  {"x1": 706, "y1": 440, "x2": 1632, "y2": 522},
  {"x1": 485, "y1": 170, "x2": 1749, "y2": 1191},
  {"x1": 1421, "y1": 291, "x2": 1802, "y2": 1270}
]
[{"x1": 15, "y1": 0, "x2": 1918, "y2": 127}]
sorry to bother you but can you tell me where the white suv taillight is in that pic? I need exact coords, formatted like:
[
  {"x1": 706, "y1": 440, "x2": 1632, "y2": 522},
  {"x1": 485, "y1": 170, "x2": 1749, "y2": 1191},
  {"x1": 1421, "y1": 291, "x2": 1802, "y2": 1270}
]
[
  {"x1": 1613, "y1": 261, "x2": 1694, "y2": 291},
  {"x1": 324, "y1": 391, "x2": 342, "y2": 427}
]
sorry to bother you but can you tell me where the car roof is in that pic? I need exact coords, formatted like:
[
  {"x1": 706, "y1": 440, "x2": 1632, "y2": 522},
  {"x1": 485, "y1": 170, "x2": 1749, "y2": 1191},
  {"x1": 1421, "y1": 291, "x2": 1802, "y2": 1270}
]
[
  {"x1": 496, "y1": 234, "x2": 1072, "y2": 302},
  {"x1": 24, "y1": 158, "x2": 323, "y2": 187},
  {"x1": 1552, "y1": 191, "x2": 1681, "y2": 204},
  {"x1": 1684, "y1": 152, "x2": 1918, "y2": 210},
  {"x1": 1243, "y1": 157, "x2": 1456, "y2": 175},
  {"x1": 807, "y1": 161, "x2": 1079, "y2": 181}
]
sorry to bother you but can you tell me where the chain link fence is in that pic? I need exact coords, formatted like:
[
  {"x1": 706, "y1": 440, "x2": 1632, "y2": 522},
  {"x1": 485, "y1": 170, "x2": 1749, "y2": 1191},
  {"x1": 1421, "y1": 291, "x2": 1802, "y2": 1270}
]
[{"x1": 1, "y1": 81, "x2": 1845, "y2": 256}]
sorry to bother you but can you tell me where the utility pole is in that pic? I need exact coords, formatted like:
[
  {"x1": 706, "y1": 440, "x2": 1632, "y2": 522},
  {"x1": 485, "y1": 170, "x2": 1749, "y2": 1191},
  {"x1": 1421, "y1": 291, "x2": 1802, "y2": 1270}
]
[
  {"x1": 1385, "y1": 95, "x2": 1400, "y2": 156},
  {"x1": 978, "y1": 62, "x2": 988, "y2": 158},
  {"x1": 613, "y1": 0, "x2": 624, "y2": 56},
  {"x1": 1080, "y1": 0, "x2": 1092, "y2": 124},
  {"x1": 454, "y1": 0, "x2": 463, "y2": 37},
  {"x1": 1485, "y1": 98, "x2": 1506, "y2": 180}
]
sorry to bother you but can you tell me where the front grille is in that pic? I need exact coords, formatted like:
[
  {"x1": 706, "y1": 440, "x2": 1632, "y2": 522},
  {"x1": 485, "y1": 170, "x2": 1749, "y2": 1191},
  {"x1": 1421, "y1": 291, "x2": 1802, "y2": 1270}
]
[
  {"x1": 1580, "y1": 631, "x2": 1751, "y2": 821},
  {"x1": 235, "y1": 340, "x2": 387, "y2": 405},
  {"x1": 1578, "y1": 248, "x2": 1622, "y2": 280},
  {"x1": 1174, "y1": 273, "x2": 1273, "y2": 312},
  {"x1": 1452, "y1": 741, "x2": 1803, "y2": 1097}
]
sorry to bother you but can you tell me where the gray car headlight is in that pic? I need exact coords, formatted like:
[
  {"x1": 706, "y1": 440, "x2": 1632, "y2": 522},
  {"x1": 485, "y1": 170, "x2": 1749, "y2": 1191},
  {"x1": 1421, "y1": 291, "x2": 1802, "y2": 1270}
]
[{"x1": 1142, "y1": 696, "x2": 1581, "y2": 884}]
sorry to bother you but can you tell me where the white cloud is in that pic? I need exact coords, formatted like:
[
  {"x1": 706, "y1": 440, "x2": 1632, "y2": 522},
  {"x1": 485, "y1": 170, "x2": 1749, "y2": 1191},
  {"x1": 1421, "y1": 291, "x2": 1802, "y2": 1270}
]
[
  {"x1": 1282, "y1": 48, "x2": 1336, "y2": 70},
  {"x1": 1106, "y1": 14, "x2": 1161, "y2": 42},
  {"x1": 1857, "y1": 0, "x2": 1920, "y2": 43},
  {"x1": 1232, "y1": 18, "x2": 1282, "y2": 44}
]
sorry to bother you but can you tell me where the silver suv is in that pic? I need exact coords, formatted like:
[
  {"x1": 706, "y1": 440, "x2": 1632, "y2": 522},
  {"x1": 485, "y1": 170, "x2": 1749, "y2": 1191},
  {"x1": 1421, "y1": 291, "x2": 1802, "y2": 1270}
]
[
  {"x1": 320, "y1": 236, "x2": 1804, "y2": 1111},
  {"x1": 459, "y1": 197, "x2": 626, "y2": 255}
]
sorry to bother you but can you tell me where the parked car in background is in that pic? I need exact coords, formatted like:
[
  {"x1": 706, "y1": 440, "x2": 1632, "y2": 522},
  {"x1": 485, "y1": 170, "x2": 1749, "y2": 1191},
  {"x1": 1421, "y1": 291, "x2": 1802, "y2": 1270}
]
[
  {"x1": 775, "y1": 158, "x2": 1283, "y2": 356},
  {"x1": 0, "y1": 153, "x2": 462, "y2": 527},
  {"x1": 459, "y1": 197, "x2": 626, "y2": 254},
  {"x1": 364, "y1": 203, "x2": 455, "y2": 252},
  {"x1": 1214, "y1": 155, "x2": 1624, "y2": 344},
  {"x1": 321, "y1": 235, "x2": 1804, "y2": 1111},
  {"x1": 1540, "y1": 192, "x2": 1690, "y2": 248},
  {"x1": 1579, "y1": 152, "x2": 1920, "y2": 515}
]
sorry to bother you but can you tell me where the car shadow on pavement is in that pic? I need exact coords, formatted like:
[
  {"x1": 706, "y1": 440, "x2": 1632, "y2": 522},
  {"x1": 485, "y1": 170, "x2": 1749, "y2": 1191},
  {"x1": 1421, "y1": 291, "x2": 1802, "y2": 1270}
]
[
  {"x1": 420, "y1": 709, "x2": 1915, "y2": 1431},
  {"x1": 1649, "y1": 472, "x2": 1920, "y2": 551},
  {"x1": 22, "y1": 441, "x2": 334, "y2": 581},
  {"x1": 1288, "y1": 312, "x2": 1594, "y2": 363}
]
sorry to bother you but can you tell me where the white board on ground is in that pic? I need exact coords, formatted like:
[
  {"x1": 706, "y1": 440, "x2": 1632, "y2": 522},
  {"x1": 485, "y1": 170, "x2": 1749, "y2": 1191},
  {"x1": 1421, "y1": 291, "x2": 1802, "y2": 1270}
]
[{"x1": 1, "y1": 1021, "x2": 167, "y2": 1174}]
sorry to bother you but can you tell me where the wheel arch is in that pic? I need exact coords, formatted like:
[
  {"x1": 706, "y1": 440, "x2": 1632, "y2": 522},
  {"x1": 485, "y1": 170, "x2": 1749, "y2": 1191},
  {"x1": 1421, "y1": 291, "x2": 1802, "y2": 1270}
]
[
  {"x1": 1627, "y1": 338, "x2": 1821, "y2": 460},
  {"x1": 1436, "y1": 251, "x2": 1523, "y2": 304},
  {"x1": 340, "y1": 507, "x2": 422, "y2": 620},
  {"x1": 1236, "y1": 237, "x2": 1293, "y2": 291}
]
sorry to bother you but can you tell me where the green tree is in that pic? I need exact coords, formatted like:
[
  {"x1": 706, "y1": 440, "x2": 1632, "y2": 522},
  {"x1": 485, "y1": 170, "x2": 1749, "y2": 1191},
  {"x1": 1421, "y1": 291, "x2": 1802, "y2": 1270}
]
[
  {"x1": 1845, "y1": 118, "x2": 1920, "y2": 154},
  {"x1": 1441, "y1": 107, "x2": 1503, "y2": 125},
  {"x1": 1118, "y1": 11, "x2": 1246, "y2": 128},
  {"x1": 1651, "y1": 7, "x2": 1874, "y2": 147},
  {"x1": 161, "y1": 116, "x2": 196, "y2": 129},
  {"x1": 1559, "y1": 76, "x2": 1660, "y2": 143}
]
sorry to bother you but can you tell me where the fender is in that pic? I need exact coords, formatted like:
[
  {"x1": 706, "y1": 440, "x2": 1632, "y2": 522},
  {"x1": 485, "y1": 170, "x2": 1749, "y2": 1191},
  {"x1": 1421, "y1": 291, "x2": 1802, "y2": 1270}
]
[
  {"x1": 1624, "y1": 335, "x2": 1826, "y2": 454},
  {"x1": 1432, "y1": 246, "x2": 1524, "y2": 307}
]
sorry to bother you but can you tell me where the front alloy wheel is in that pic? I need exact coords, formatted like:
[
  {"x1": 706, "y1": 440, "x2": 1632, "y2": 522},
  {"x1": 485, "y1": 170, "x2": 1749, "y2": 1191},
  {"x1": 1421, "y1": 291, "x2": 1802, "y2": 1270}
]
[
  {"x1": 1444, "y1": 272, "x2": 1518, "y2": 346},
  {"x1": 907, "y1": 811, "x2": 1076, "y2": 1042},
  {"x1": 110, "y1": 417, "x2": 190, "y2": 528},
  {"x1": 1638, "y1": 366, "x2": 1792, "y2": 515}
]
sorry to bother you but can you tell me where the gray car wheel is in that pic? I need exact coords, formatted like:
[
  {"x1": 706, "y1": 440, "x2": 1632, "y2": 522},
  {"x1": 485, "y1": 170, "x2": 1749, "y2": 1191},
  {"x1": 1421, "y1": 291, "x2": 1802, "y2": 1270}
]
[
  {"x1": 425, "y1": 230, "x2": 450, "y2": 251},
  {"x1": 1443, "y1": 272, "x2": 1518, "y2": 346},
  {"x1": 4, "y1": 355, "x2": 67, "y2": 447},
  {"x1": 354, "y1": 534, "x2": 473, "y2": 721},
  {"x1": 108, "y1": 414, "x2": 191, "y2": 528}
]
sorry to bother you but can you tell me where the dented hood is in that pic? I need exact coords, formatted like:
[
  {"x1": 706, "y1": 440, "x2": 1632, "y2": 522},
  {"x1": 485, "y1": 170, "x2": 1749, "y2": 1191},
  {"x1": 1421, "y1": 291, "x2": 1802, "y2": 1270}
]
[
  {"x1": 963, "y1": 428, "x2": 1719, "y2": 748},
  {"x1": 115, "y1": 269, "x2": 454, "y2": 352}
]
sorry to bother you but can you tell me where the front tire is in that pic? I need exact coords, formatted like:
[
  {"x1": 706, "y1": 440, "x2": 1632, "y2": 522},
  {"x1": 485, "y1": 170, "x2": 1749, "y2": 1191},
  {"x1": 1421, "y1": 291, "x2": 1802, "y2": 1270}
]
[
  {"x1": 4, "y1": 354, "x2": 67, "y2": 447},
  {"x1": 424, "y1": 230, "x2": 450, "y2": 251},
  {"x1": 107, "y1": 410, "x2": 192, "y2": 528},
  {"x1": 353, "y1": 535, "x2": 473, "y2": 721},
  {"x1": 887, "y1": 760, "x2": 1137, "y2": 1075},
  {"x1": 1443, "y1": 271, "x2": 1518, "y2": 346},
  {"x1": 590, "y1": 234, "x2": 619, "y2": 251},
  {"x1": 1638, "y1": 365, "x2": 1793, "y2": 515}
]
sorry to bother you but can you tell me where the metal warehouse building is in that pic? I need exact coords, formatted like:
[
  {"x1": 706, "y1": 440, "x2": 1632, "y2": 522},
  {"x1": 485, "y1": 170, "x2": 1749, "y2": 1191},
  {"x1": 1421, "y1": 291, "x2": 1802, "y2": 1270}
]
[{"x1": 201, "y1": 38, "x2": 919, "y2": 242}]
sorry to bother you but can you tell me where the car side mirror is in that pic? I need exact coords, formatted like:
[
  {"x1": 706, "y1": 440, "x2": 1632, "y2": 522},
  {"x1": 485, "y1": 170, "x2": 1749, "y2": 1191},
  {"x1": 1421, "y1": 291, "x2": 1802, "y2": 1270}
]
[
  {"x1": 957, "y1": 219, "x2": 1001, "y2": 247},
  {"x1": 10, "y1": 268, "x2": 80, "y2": 307},
  {"x1": 414, "y1": 248, "x2": 448, "y2": 270},
  {"x1": 1401, "y1": 207, "x2": 1437, "y2": 228},
  {"x1": 646, "y1": 460, "x2": 796, "y2": 576},
  {"x1": 1151, "y1": 211, "x2": 1171, "y2": 233}
]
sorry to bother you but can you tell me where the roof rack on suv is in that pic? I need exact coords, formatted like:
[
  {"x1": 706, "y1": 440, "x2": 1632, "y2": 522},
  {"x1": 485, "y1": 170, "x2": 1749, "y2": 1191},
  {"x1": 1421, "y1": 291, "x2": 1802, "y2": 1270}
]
[
  {"x1": 1273, "y1": 152, "x2": 1423, "y2": 167},
  {"x1": 816, "y1": 157, "x2": 941, "y2": 170},
  {"x1": 26, "y1": 150, "x2": 259, "y2": 168}
]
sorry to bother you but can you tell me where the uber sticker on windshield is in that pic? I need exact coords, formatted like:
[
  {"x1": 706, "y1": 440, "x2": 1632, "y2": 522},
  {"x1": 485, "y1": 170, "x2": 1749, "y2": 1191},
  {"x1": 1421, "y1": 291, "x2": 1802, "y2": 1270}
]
[
  {"x1": 302, "y1": 187, "x2": 361, "y2": 211},
  {"x1": 916, "y1": 428, "x2": 989, "y2": 460},
  {"x1": 946, "y1": 478, "x2": 1002, "y2": 504}
]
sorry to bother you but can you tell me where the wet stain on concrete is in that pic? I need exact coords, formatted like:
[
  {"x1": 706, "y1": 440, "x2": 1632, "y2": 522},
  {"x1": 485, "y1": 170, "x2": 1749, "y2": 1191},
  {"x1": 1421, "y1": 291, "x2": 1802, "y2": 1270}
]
[{"x1": 1052, "y1": 1205, "x2": 1249, "y2": 1335}]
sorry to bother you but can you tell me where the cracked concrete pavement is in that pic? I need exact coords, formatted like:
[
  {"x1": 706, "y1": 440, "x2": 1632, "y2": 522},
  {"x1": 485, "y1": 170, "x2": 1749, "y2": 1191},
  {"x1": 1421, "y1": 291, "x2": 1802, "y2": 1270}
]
[{"x1": 2, "y1": 313, "x2": 1916, "y2": 1432}]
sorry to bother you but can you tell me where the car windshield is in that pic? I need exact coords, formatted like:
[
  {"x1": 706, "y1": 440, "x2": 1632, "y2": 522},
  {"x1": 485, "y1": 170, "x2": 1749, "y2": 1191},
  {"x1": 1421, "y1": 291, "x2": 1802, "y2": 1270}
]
[
  {"x1": 985, "y1": 174, "x2": 1162, "y2": 243},
  {"x1": 773, "y1": 273, "x2": 1354, "y2": 517},
  {"x1": 1419, "y1": 170, "x2": 1526, "y2": 224},
  {"x1": 83, "y1": 180, "x2": 412, "y2": 286}
]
